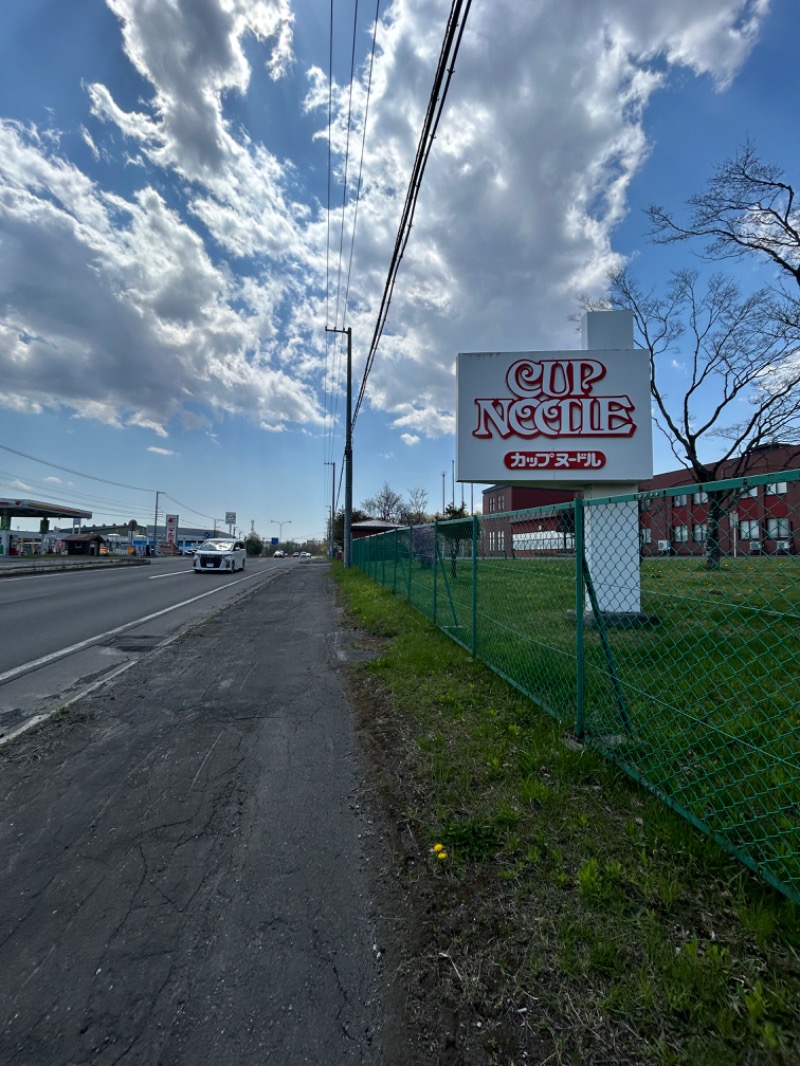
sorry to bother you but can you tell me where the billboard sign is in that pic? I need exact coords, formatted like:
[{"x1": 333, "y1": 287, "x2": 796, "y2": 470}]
[
  {"x1": 456, "y1": 349, "x2": 652, "y2": 485},
  {"x1": 165, "y1": 514, "x2": 179, "y2": 546},
  {"x1": 225, "y1": 511, "x2": 236, "y2": 525}
]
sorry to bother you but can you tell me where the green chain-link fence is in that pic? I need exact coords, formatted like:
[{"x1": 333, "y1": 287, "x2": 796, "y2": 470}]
[{"x1": 352, "y1": 468, "x2": 800, "y2": 904}]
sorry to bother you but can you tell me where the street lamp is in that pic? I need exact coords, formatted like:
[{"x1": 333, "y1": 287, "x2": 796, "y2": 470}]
[{"x1": 271, "y1": 519, "x2": 291, "y2": 543}]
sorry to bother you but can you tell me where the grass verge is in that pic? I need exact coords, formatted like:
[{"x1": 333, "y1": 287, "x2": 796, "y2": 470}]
[{"x1": 333, "y1": 563, "x2": 800, "y2": 1066}]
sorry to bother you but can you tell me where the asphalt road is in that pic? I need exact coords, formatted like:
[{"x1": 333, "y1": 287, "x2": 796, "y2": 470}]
[
  {"x1": 0, "y1": 555, "x2": 282, "y2": 679},
  {"x1": 0, "y1": 561, "x2": 410, "y2": 1065},
  {"x1": 0, "y1": 557, "x2": 293, "y2": 741}
]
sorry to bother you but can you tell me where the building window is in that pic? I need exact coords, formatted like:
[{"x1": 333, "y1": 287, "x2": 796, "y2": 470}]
[
  {"x1": 487, "y1": 530, "x2": 506, "y2": 552},
  {"x1": 766, "y1": 482, "x2": 788, "y2": 495},
  {"x1": 673, "y1": 525, "x2": 689, "y2": 543},
  {"x1": 693, "y1": 523, "x2": 708, "y2": 542},
  {"x1": 498, "y1": 494, "x2": 505, "y2": 512},
  {"x1": 640, "y1": 527, "x2": 652, "y2": 545},
  {"x1": 739, "y1": 520, "x2": 760, "y2": 540},
  {"x1": 693, "y1": 490, "x2": 709, "y2": 505},
  {"x1": 767, "y1": 517, "x2": 791, "y2": 539},
  {"x1": 673, "y1": 494, "x2": 688, "y2": 507},
  {"x1": 741, "y1": 485, "x2": 758, "y2": 498}
]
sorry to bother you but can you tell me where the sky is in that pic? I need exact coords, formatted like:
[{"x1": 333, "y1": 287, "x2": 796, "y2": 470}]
[{"x1": 1, "y1": 0, "x2": 798, "y2": 543}]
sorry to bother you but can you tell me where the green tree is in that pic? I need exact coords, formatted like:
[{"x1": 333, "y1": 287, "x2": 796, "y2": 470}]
[
  {"x1": 332, "y1": 507, "x2": 369, "y2": 551},
  {"x1": 245, "y1": 532, "x2": 263, "y2": 556},
  {"x1": 440, "y1": 503, "x2": 470, "y2": 577}
]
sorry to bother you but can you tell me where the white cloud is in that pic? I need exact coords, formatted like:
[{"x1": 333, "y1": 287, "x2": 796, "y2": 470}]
[
  {"x1": 147, "y1": 446, "x2": 174, "y2": 456},
  {"x1": 0, "y1": 0, "x2": 770, "y2": 448}
]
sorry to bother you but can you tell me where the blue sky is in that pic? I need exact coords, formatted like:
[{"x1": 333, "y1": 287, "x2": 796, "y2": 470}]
[{"x1": 0, "y1": 0, "x2": 798, "y2": 542}]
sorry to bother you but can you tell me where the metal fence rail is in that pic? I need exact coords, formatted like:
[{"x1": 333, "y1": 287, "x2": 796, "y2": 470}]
[{"x1": 352, "y1": 468, "x2": 800, "y2": 904}]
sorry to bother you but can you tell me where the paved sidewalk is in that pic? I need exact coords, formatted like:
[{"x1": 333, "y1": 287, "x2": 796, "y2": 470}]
[{"x1": 0, "y1": 562, "x2": 408, "y2": 1065}]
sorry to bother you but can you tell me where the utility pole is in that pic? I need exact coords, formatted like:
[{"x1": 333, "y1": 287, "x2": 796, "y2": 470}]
[
  {"x1": 152, "y1": 490, "x2": 164, "y2": 556},
  {"x1": 325, "y1": 326, "x2": 352, "y2": 567},
  {"x1": 441, "y1": 471, "x2": 445, "y2": 514},
  {"x1": 324, "y1": 460, "x2": 336, "y2": 557}
]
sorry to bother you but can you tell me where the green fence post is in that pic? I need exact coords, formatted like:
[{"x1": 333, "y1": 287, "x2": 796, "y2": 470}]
[
  {"x1": 433, "y1": 520, "x2": 438, "y2": 624},
  {"x1": 574, "y1": 498, "x2": 585, "y2": 740},
  {"x1": 471, "y1": 514, "x2": 478, "y2": 658},
  {"x1": 407, "y1": 526, "x2": 413, "y2": 601}
]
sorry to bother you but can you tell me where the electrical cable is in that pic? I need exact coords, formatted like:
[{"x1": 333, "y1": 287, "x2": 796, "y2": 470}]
[
  {"x1": 0, "y1": 441, "x2": 153, "y2": 493},
  {"x1": 351, "y1": 0, "x2": 473, "y2": 432}
]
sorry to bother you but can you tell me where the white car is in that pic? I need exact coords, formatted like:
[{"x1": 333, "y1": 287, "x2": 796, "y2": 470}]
[{"x1": 193, "y1": 538, "x2": 247, "y2": 573}]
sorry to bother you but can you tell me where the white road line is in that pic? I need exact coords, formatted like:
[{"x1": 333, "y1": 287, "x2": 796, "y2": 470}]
[{"x1": 0, "y1": 573, "x2": 259, "y2": 685}]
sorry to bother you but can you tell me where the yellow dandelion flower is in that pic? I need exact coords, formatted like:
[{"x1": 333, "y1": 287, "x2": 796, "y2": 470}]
[
  {"x1": 433, "y1": 842, "x2": 444, "y2": 853},
  {"x1": 436, "y1": 851, "x2": 447, "y2": 860}
]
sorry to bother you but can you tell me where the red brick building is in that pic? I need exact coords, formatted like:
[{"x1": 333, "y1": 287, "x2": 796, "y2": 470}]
[
  {"x1": 482, "y1": 443, "x2": 800, "y2": 558},
  {"x1": 638, "y1": 443, "x2": 800, "y2": 557},
  {"x1": 481, "y1": 484, "x2": 576, "y2": 556}
]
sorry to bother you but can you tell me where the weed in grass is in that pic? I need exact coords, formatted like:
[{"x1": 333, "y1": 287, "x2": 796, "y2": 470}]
[
  {"x1": 577, "y1": 856, "x2": 625, "y2": 906},
  {"x1": 443, "y1": 816, "x2": 503, "y2": 862},
  {"x1": 519, "y1": 775, "x2": 554, "y2": 808}
]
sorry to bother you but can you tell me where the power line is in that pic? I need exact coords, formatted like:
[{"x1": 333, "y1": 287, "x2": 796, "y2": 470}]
[
  {"x1": 332, "y1": 0, "x2": 362, "y2": 331},
  {"x1": 340, "y1": 0, "x2": 381, "y2": 330},
  {"x1": 351, "y1": 0, "x2": 473, "y2": 431},
  {"x1": 0, "y1": 442, "x2": 153, "y2": 493},
  {"x1": 324, "y1": 2, "x2": 382, "y2": 475},
  {"x1": 0, "y1": 443, "x2": 221, "y2": 527}
]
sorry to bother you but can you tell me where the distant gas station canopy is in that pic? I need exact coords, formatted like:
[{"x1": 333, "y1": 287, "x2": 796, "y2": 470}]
[{"x1": 0, "y1": 499, "x2": 93, "y2": 521}]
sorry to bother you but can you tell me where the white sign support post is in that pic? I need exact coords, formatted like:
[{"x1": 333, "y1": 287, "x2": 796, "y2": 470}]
[{"x1": 580, "y1": 311, "x2": 648, "y2": 624}]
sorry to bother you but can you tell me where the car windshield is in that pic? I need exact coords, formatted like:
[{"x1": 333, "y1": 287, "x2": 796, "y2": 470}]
[{"x1": 198, "y1": 540, "x2": 236, "y2": 551}]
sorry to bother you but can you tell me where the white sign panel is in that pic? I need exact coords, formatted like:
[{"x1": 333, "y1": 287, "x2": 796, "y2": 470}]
[
  {"x1": 456, "y1": 349, "x2": 652, "y2": 485},
  {"x1": 225, "y1": 511, "x2": 236, "y2": 525}
]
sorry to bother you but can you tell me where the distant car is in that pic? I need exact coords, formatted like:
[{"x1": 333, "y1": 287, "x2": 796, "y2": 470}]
[
  {"x1": 193, "y1": 538, "x2": 247, "y2": 573},
  {"x1": 273, "y1": 550, "x2": 286, "y2": 558},
  {"x1": 178, "y1": 545, "x2": 197, "y2": 555},
  {"x1": 299, "y1": 551, "x2": 311, "y2": 557},
  {"x1": 292, "y1": 551, "x2": 301, "y2": 557}
]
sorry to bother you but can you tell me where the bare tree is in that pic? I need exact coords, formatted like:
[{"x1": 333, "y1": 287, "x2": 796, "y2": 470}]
[
  {"x1": 361, "y1": 482, "x2": 405, "y2": 522},
  {"x1": 406, "y1": 487, "x2": 429, "y2": 524},
  {"x1": 583, "y1": 267, "x2": 800, "y2": 566},
  {"x1": 647, "y1": 141, "x2": 800, "y2": 333}
]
